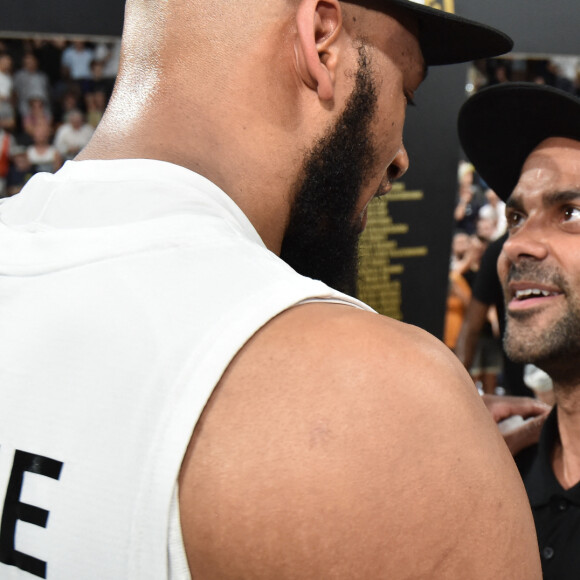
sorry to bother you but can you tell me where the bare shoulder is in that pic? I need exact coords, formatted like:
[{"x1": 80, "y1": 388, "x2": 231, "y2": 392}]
[{"x1": 179, "y1": 302, "x2": 541, "y2": 579}]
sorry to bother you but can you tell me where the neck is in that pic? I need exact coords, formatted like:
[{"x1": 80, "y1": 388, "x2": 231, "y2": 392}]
[
  {"x1": 76, "y1": 13, "x2": 304, "y2": 256},
  {"x1": 79, "y1": 96, "x2": 295, "y2": 255},
  {"x1": 552, "y1": 385, "x2": 580, "y2": 489}
]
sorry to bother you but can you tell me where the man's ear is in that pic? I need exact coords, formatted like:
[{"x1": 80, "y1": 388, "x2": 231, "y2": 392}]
[{"x1": 295, "y1": 0, "x2": 343, "y2": 101}]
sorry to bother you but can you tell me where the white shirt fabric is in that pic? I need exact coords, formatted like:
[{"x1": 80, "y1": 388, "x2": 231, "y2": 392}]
[{"x1": 0, "y1": 159, "x2": 369, "y2": 579}]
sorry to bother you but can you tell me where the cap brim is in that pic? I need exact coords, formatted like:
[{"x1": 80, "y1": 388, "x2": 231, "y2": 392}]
[
  {"x1": 458, "y1": 83, "x2": 580, "y2": 201},
  {"x1": 380, "y1": 0, "x2": 513, "y2": 65}
]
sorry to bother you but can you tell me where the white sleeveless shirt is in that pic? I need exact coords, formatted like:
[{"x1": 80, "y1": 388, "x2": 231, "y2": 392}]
[{"x1": 0, "y1": 160, "x2": 370, "y2": 579}]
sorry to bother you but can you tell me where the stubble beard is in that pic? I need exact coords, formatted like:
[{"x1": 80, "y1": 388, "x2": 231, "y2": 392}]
[
  {"x1": 279, "y1": 44, "x2": 378, "y2": 296},
  {"x1": 503, "y1": 261, "x2": 580, "y2": 385}
]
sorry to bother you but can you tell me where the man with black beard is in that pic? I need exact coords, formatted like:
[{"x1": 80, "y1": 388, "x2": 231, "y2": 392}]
[
  {"x1": 281, "y1": 45, "x2": 377, "y2": 294},
  {"x1": 0, "y1": 2, "x2": 542, "y2": 579},
  {"x1": 459, "y1": 82, "x2": 580, "y2": 580}
]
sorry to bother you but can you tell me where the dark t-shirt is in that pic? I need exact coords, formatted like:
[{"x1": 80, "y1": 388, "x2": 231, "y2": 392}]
[{"x1": 516, "y1": 409, "x2": 580, "y2": 580}]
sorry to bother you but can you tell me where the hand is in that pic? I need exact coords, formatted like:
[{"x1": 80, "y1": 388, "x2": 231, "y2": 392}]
[
  {"x1": 482, "y1": 394, "x2": 551, "y2": 456},
  {"x1": 458, "y1": 186, "x2": 474, "y2": 203}
]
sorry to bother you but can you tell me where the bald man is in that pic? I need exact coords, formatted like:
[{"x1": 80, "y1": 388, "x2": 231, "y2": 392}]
[{"x1": 0, "y1": 2, "x2": 541, "y2": 579}]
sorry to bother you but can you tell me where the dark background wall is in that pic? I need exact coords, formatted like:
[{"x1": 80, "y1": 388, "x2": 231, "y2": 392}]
[
  {"x1": 1, "y1": 0, "x2": 125, "y2": 37},
  {"x1": 374, "y1": 63, "x2": 467, "y2": 337},
  {"x1": 462, "y1": 1, "x2": 580, "y2": 56}
]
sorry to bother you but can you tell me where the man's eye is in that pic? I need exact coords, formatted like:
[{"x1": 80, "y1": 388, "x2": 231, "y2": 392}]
[
  {"x1": 563, "y1": 206, "x2": 580, "y2": 221},
  {"x1": 506, "y1": 211, "x2": 524, "y2": 229}
]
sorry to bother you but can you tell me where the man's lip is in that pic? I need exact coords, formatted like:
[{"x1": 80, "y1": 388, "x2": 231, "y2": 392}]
[
  {"x1": 357, "y1": 180, "x2": 393, "y2": 233},
  {"x1": 375, "y1": 181, "x2": 393, "y2": 199},
  {"x1": 507, "y1": 281, "x2": 564, "y2": 311}
]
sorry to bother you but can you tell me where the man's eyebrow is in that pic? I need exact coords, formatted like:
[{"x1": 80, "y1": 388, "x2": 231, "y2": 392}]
[
  {"x1": 506, "y1": 190, "x2": 580, "y2": 212},
  {"x1": 543, "y1": 190, "x2": 580, "y2": 206},
  {"x1": 505, "y1": 195, "x2": 525, "y2": 212}
]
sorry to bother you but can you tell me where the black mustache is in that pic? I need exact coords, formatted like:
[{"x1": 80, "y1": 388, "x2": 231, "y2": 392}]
[{"x1": 506, "y1": 260, "x2": 565, "y2": 290}]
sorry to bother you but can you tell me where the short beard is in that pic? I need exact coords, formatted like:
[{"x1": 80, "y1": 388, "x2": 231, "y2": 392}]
[
  {"x1": 280, "y1": 44, "x2": 378, "y2": 296},
  {"x1": 503, "y1": 261, "x2": 580, "y2": 385}
]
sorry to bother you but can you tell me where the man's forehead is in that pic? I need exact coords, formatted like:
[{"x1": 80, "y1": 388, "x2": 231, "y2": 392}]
[
  {"x1": 521, "y1": 137, "x2": 580, "y2": 176},
  {"x1": 532, "y1": 136, "x2": 580, "y2": 155},
  {"x1": 350, "y1": 3, "x2": 426, "y2": 80},
  {"x1": 509, "y1": 138, "x2": 580, "y2": 204}
]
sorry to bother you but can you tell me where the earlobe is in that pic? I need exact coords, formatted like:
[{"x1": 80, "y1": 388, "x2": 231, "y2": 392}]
[{"x1": 295, "y1": 0, "x2": 342, "y2": 101}]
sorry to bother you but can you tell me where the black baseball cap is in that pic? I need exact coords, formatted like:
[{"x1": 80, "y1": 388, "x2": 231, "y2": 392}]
[
  {"x1": 458, "y1": 83, "x2": 580, "y2": 201},
  {"x1": 365, "y1": 0, "x2": 513, "y2": 65}
]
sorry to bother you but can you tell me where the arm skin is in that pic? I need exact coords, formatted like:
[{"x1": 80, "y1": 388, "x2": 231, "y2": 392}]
[
  {"x1": 179, "y1": 302, "x2": 542, "y2": 579},
  {"x1": 454, "y1": 296, "x2": 488, "y2": 371}
]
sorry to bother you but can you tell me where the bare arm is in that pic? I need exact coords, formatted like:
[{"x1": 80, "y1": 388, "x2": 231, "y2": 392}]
[
  {"x1": 179, "y1": 303, "x2": 541, "y2": 579},
  {"x1": 455, "y1": 297, "x2": 489, "y2": 371}
]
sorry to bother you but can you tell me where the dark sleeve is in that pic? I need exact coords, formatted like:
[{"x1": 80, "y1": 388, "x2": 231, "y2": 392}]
[{"x1": 472, "y1": 233, "x2": 507, "y2": 305}]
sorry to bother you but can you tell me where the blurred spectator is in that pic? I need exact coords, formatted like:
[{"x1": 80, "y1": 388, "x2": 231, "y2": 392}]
[
  {"x1": 5, "y1": 145, "x2": 34, "y2": 196},
  {"x1": 0, "y1": 127, "x2": 16, "y2": 197},
  {"x1": 84, "y1": 60, "x2": 111, "y2": 128},
  {"x1": 448, "y1": 230, "x2": 501, "y2": 394},
  {"x1": 85, "y1": 60, "x2": 110, "y2": 98},
  {"x1": 444, "y1": 231, "x2": 484, "y2": 352},
  {"x1": 13, "y1": 52, "x2": 51, "y2": 118},
  {"x1": 94, "y1": 40, "x2": 121, "y2": 96},
  {"x1": 444, "y1": 268, "x2": 472, "y2": 352},
  {"x1": 469, "y1": 299, "x2": 502, "y2": 395},
  {"x1": 27, "y1": 122, "x2": 62, "y2": 174},
  {"x1": 61, "y1": 40, "x2": 95, "y2": 92},
  {"x1": 488, "y1": 61, "x2": 511, "y2": 85},
  {"x1": 548, "y1": 55, "x2": 579, "y2": 93},
  {"x1": 449, "y1": 229, "x2": 471, "y2": 271},
  {"x1": 455, "y1": 233, "x2": 533, "y2": 398},
  {"x1": 86, "y1": 89, "x2": 107, "y2": 128},
  {"x1": 54, "y1": 109, "x2": 94, "y2": 160},
  {"x1": 0, "y1": 52, "x2": 16, "y2": 131},
  {"x1": 478, "y1": 188, "x2": 506, "y2": 240},
  {"x1": 463, "y1": 234, "x2": 486, "y2": 286},
  {"x1": 454, "y1": 161, "x2": 484, "y2": 235},
  {"x1": 53, "y1": 89, "x2": 83, "y2": 126},
  {"x1": 468, "y1": 55, "x2": 580, "y2": 98},
  {"x1": 475, "y1": 216, "x2": 496, "y2": 244},
  {"x1": 466, "y1": 59, "x2": 489, "y2": 94},
  {"x1": 22, "y1": 95, "x2": 53, "y2": 140},
  {"x1": 32, "y1": 37, "x2": 67, "y2": 84}
]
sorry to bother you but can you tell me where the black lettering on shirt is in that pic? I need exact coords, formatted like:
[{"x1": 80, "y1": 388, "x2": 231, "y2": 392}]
[{"x1": 0, "y1": 450, "x2": 63, "y2": 578}]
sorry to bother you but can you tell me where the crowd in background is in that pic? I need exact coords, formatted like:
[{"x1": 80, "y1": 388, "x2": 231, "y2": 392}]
[
  {"x1": 444, "y1": 161, "x2": 504, "y2": 382},
  {"x1": 467, "y1": 54, "x2": 580, "y2": 95},
  {"x1": 0, "y1": 36, "x2": 120, "y2": 197}
]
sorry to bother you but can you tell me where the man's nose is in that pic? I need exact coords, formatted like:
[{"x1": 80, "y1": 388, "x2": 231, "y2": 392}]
[
  {"x1": 502, "y1": 221, "x2": 550, "y2": 264},
  {"x1": 387, "y1": 145, "x2": 410, "y2": 182}
]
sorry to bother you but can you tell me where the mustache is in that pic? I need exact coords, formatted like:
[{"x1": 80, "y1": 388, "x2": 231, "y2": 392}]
[{"x1": 506, "y1": 259, "x2": 566, "y2": 289}]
